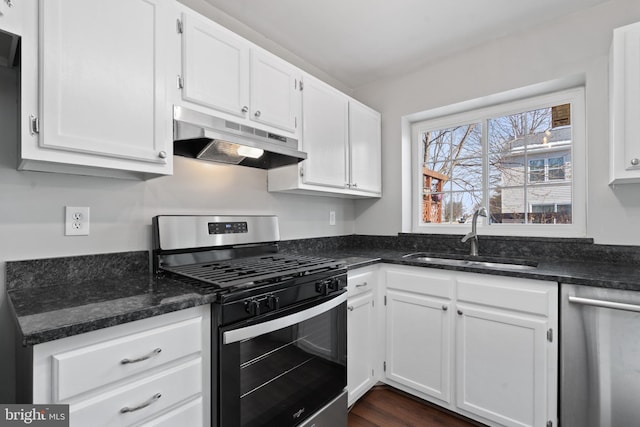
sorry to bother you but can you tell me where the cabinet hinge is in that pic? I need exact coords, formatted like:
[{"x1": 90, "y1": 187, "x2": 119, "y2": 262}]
[
  {"x1": 383, "y1": 361, "x2": 386, "y2": 372},
  {"x1": 176, "y1": 19, "x2": 183, "y2": 34},
  {"x1": 29, "y1": 115, "x2": 39, "y2": 135},
  {"x1": 547, "y1": 328, "x2": 553, "y2": 343},
  {"x1": 177, "y1": 75, "x2": 184, "y2": 89}
]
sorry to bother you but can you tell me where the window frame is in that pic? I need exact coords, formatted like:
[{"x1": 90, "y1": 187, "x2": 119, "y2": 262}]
[{"x1": 410, "y1": 87, "x2": 586, "y2": 237}]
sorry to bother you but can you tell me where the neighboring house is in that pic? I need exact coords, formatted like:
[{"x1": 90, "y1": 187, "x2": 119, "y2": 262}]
[{"x1": 496, "y1": 126, "x2": 572, "y2": 224}]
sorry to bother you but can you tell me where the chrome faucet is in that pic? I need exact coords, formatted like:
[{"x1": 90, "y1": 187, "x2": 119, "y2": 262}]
[{"x1": 461, "y1": 207, "x2": 487, "y2": 256}]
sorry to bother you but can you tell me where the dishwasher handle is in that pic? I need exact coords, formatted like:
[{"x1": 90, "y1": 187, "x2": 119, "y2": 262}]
[{"x1": 568, "y1": 295, "x2": 640, "y2": 313}]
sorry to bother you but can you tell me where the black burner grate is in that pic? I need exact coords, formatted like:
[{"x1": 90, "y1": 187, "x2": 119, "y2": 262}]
[{"x1": 161, "y1": 254, "x2": 343, "y2": 290}]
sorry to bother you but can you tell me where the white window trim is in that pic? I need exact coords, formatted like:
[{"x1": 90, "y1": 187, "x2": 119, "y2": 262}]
[{"x1": 410, "y1": 86, "x2": 586, "y2": 237}]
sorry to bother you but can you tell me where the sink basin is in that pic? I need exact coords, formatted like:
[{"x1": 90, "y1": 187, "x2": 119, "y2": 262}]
[{"x1": 401, "y1": 253, "x2": 538, "y2": 271}]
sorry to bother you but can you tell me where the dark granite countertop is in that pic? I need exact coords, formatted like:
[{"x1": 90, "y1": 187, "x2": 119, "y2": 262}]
[
  {"x1": 6, "y1": 252, "x2": 217, "y2": 346},
  {"x1": 282, "y1": 248, "x2": 640, "y2": 292},
  {"x1": 7, "y1": 235, "x2": 640, "y2": 347},
  {"x1": 8, "y1": 274, "x2": 216, "y2": 346}
]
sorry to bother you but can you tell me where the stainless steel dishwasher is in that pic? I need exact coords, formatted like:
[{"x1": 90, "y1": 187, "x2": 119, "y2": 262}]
[{"x1": 561, "y1": 284, "x2": 640, "y2": 427}]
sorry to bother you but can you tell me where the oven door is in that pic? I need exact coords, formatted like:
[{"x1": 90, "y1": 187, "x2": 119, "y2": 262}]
[{"x1": 218, "y1": 291, "x2": 347, "y2": 427}]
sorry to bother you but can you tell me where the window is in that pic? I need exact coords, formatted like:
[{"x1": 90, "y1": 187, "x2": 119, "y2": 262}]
[{"x1": 411, "y1": 87, "x2": 585, "y2": 236}]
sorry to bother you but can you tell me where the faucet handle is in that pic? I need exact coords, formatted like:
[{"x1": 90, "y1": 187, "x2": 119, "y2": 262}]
[{"x1": 461, "y1": 232, "x2": 474, "y2": 243}]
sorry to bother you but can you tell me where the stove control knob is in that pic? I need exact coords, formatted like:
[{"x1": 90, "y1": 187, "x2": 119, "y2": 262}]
[
  {"x1": 266, "y1": 295, "x2": 280, "y2": 310},
  {"x1": 245, "y1": 299, "x2": 261, "y2": 316},
  {"x1": 316, "y1": 281, "x2": 329, "y2": 296},
  {"x1": 327, "y1": 277, "x2": 340, "y2": 291}
]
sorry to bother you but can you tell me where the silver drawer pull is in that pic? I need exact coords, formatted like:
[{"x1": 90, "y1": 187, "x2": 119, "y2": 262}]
[
  {"x1": 121, "y1": 348, "x2": 162, "y2": 364},
  {"x1": 355, "y1": 282, "x2": 368, "y2": 288},
  {"x1": 347, "y1": 306, "x2": 354, "y2": 311},
  {"x1": 120, "y1": 393, "x2": 162, "y2": 414}
]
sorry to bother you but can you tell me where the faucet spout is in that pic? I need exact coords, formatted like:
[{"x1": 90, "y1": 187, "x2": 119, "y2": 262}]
[{"x1": 461, "y1": 207, "x2": 487, "y2": 256}]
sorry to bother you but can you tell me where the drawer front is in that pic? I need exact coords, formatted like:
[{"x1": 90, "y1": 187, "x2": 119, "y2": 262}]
[
  {"x1": 137, "y1": 395, "x2": 203, "y2": 427},
  {"x1": 348, "y1": 269, "x2": 376, "y2": 297},
  {"x1": 69, "y1": 358, "x2": 202, "y2": 427},
  {"x1": 385, "y1": 266, "x2": 454, "y2": 299},
  {"x1": 53, "y1": 316, "x2": 202, "y2": 401},
  {"x1": 456, "y1": 274, "x2": 553, "y2": 316}
]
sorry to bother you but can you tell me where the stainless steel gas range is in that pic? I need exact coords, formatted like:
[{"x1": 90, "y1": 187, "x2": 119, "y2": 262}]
[{"x1": 152, "y1": 215, "x2": 348, "y2": 427}]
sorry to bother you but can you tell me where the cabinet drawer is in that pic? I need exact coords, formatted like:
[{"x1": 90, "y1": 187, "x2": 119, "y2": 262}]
[
  {"x1": 69, "y1": 358, "x2": 202, "y2": 427},
  {"x1": 53, "y1": 317, "x2": 202, "y2": 401},
  {"x1": 137, "y1": 395, "x2": 202, "y2": 427},
  {"x1": 347, "y1": 268, "x2": 376, "y2": 297},
  {"x1": 385, "y1": 267, "x2": 454, "y2": 299},
  {"x1": 456, "y1": 274, "x2": 554, "y2": 316}
]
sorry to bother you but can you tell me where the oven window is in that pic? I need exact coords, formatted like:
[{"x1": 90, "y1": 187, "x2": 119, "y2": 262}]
[{"x1": 219, "y1": 299, "x2": 347, "y2": 427}]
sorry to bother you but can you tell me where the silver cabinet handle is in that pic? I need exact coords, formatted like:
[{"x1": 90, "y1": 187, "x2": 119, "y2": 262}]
[
  {"x1": 347, "y1": 306, "x2": 354, "y2": 311},
  {"x1": 631, "y1": 158, "x2": 640, "y2": 166},
  {"x1": 120, "y1": 393, "x2": 162, "y2": 414},
  {"x1": 442, "y1": 305, "x2": 448, "y2": 311},
  {"x1": 355, "y1": 282, "x2": 368, "y2": 288},
  {"x1": 121, "y1": 348, "x2": 162, "y2": 364},
  {"x1": 241, "y1": 106, "x2": 249, "y2": 113},
  {"x1": 569, "y1": 296, "x2": 640, "y2": 313},
  {"x1": 254, "y1": 110, "x2": 261, "y2": 118},
  {"x1": 158, "y1": 151, "x2": 167, "y2": 159}
]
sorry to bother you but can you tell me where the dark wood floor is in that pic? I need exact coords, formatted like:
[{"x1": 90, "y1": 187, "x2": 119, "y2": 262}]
[{"x1": 348, "y1": 386, "x2": 485, "y2": 427}]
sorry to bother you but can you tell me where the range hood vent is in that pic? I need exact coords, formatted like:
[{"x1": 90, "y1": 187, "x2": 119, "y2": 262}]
[{"x1": 173, "y1": 106, "x2": 307, "y2": 169}]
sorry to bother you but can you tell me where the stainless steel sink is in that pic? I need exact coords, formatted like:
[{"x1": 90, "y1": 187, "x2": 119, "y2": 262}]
[{"x1": 401, "y1": 253, "x2": 538, "y2": 271}]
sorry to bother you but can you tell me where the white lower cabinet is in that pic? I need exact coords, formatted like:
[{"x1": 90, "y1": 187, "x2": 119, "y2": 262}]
[
  {"x1": 384, "y1": 268, "x2": 453, "y2": 404},
  {"x1": 381, "y1": 265, "x2": 558, "y2": 427},
  {"x1": 346, "y1": 266, "x2": 379, "y2": 406},
  {"x1": 24, "y1": 306, "x2": 211, "y2": 427}
]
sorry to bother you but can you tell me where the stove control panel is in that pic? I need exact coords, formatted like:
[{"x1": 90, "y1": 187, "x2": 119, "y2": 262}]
[{"x1": 208, "y1": 221, "x2": 248, "y2": 235}]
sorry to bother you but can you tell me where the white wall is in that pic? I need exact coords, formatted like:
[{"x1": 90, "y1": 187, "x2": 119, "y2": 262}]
[
  {"x1": 353, "y1": 0, "x2": 640, "y2": 245},
  {"x1": 0, "y1": 65, "x2": 355, "y2": 401}
]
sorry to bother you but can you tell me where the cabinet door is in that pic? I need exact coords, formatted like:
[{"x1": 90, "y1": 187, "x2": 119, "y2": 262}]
[
  {"x1": 301, "y1": 74, "x2": 348, "y2": 188},
  {"x1": 250, "y1": 49, "x2": 300, "y2": 133},
  {"x1": 610, "y1": 21, "x2": 640, "y2": 184},
  {"x1": 0, "y1": 0, "x2": 23, "y2": 37},
  {"x1": 347, "y1": 291, "x2": 375, "y2": 406},
  {"x1": 39, "y1": 0, "x2": 170, "y2": 167},
  {"x1": 385, "y1": 289, "x2": 451, "y2": 403},
  {"x1": 349, "y1": 101, "x2": 381, "y2": 194},
  {"x1": 455, "y1": 304, "x2": 548, "y2": 427},
  {"x1": 181, "y1": 12, "x2": 250, "y2": 118}
]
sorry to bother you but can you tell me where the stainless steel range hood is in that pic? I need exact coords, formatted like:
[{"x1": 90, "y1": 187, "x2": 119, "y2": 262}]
[{"x1": 173, "y1": 106, "x2": 307, "y2": 169}]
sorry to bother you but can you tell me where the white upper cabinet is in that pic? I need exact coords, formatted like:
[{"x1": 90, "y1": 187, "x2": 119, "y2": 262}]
[
  {"x1": 610, "y1": 21, "x2": 640, "y2": 185},
  {"x1": 177, "y1": 8, "x2": 301, "y2": 137},
  {"x1": 250, "y1": 49, "x2": 300, "y2": 134},
  {"x1": 299, "y1": 73, "x2": 349, "y2": 188},
  {"x1": 180, "y1": 12, "x2": 250, "y2": 119},
  {"x1": 19, "y1": 0, "x2": 173, "y2": 179},
  {"x1": 268, "y1": 73, "x2": 381, "y2": 198},
  {"x1": 0, "y1": 0, "x2": 23, "y2": 37},
  {"x1": 349, "y1": 100, "x2": 381, "y2": 194}
]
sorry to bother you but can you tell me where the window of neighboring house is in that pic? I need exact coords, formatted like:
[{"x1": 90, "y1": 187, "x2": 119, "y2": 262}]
[{"x1": 411, "y1": 87, "x2": 585, "y2": 236}]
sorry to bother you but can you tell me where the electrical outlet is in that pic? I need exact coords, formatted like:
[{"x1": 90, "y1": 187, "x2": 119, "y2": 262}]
[
  {"x1": 329, "y1": 210, "x2": 336, "y2": 226},
  {"x1": 65, "y1": 206, "x2": 90, "y2": 236}
]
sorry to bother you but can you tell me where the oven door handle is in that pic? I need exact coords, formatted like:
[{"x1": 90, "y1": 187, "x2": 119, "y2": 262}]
[{"x1": 223, "y1": 292, "x2": 347, "y2": 344}]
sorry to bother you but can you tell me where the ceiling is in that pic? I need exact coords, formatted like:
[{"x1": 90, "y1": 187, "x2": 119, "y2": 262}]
[{"x1": 203, "y1": 0, "x2": 607, "y2": 89}]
